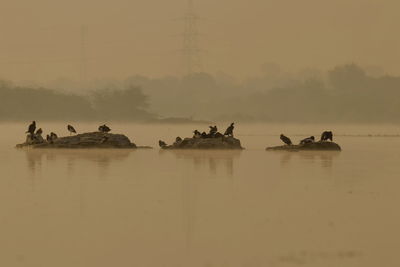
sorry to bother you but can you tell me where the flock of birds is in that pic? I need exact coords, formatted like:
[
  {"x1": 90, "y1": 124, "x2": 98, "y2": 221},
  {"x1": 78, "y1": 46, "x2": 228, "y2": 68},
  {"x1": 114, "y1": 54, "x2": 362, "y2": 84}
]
[
  {"x1": 193, "y1": 122, "x2": 235, "y2": 139},
  {"x1": 26, "y1": 121, "x2": 112, "y2": 142},
  {"x1": 159, "y1": 123, "x2": 235, "y2": 148},
  {"x1": 279, "y1": 131, "x2": 334, "y2": 146},
  {"x1": 25, "y1": 120, "x2": 333, "y2": 147}
]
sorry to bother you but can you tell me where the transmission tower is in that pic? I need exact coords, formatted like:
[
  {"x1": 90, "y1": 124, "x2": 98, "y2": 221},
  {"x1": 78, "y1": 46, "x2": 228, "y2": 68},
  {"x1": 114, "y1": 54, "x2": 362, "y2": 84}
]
[
  {"x1": 181, "y1": 0, "x2": 202, "y2": 75},
  {"x1": 80, "y1": 25, "x2": 88, "y2": 82}
]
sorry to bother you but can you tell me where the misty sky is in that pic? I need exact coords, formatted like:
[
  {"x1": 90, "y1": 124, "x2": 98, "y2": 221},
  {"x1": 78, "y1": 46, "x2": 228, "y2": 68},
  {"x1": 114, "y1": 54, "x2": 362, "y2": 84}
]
[{"x1": 0, "y1": 0, "x2": 399, "y2": 82}]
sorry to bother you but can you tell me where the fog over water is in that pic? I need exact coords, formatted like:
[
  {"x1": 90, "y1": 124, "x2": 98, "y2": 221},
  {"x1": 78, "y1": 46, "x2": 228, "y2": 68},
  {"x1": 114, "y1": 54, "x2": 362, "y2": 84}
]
[
  {"x1": 1, "y1": 0, "x2": 400, "y2": 80},
  {"x1": 1, "y1": 1, "x2": 400, "y2": 122},
  {"x1": 1, "y1": 0, "x2": 400, "y2": 266},
  {"x1": 1, "y1": 123, "x2": 400, "y2": 267}
]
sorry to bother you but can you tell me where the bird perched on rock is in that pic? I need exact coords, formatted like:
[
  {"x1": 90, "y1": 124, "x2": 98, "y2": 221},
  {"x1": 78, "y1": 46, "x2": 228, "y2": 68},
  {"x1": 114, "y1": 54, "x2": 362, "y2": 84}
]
[
  {"x1": 50, "y1": 132, "x2": 58, "y2": 139},
  {"x1": 35, "y1": 128, "x2": 43, "y2": 136},
  {"x1": 209, "y1": 126, "x2": 218, "y2": 137},
  {"x1": 67, "y1": 125, "x2": 77, "y2": 135},
  {"x1": 193, "y1": 130, "x2": 201, "y2": 138},
  {"x1": 224, "y1": 123, "x2": 235, "y2": 137},
  {"x1": 159, "y1": 140, "x2": 167, "y2": 148},
  {"x1": 214, "y1": 132, "x2": 224, "y2": 138},
  {"x1": 98, "y1": 124, "x2": 111, "y2": 133},
  {"x1": 300, "y1": 136, "x2": 315, "y2": 145},
  {"x1": 47, "y1": 132, "x2": 58, "y2": 144},
  {"x1": 280, "y1": 134, "x2": 292, "y2": 145},
  {"x1": 26, "y1": 121, "x2": 36, "y2": 135},
  {"x1": 320, "y1": 131, "x2": 333, "y2": 142},
  {"x1": 173, "y1": 137, "x2": 183, "y2": 146}
]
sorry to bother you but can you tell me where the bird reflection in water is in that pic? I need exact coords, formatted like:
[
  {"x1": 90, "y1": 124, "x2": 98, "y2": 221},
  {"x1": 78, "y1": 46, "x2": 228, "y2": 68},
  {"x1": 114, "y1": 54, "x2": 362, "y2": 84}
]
[
  {"x1": 23, "y1": 149, "x2": 132, "y2": 216},
  {"x1": 279, "y1": 151, "x2": 340, "y2": 169},
  {"x1": 162, "y1": 149, "x2": 242, "y2": 177},
  {"x1": 24, "y1": 149, "x2": 131, "y2": 189},
  {"x1": 24, "y1": 149, "x2": 132, "y2": 174}
]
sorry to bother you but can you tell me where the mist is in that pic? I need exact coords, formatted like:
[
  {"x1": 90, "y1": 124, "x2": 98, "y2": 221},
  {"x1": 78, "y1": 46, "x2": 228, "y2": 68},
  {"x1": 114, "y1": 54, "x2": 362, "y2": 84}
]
[
  {"x1": 1, "y1": 0, "x2": 400, "y2": 123},
  {"x1": 2, "y1": 2, "x2": 400, "y2": 267},
  {"x1": 1, "y1": 63, "x2": 400, "y2": 123}
]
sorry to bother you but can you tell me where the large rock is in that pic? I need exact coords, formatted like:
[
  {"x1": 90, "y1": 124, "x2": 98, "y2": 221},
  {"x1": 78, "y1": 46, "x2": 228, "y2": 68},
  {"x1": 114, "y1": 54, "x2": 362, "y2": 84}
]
[
  {"x1": 16, "y1": 132, "x2": 140, "y2": 149},
  {"x1": 266, "y1": 141, "x2": 341, "y2": 151},
  {"x1": 161, "y1": 136, "x2": 243, "y2": 150}
]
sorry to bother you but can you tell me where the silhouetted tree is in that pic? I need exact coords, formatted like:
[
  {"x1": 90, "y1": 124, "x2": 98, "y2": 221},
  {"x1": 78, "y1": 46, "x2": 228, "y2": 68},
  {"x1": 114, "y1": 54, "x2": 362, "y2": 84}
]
[
  {"x1": 91, "y1": 85, "x2": 154, "y2": 120},
  {"x1": 328, "y1": 64, "x2": 368, "y2": 91},
  {"x1": 0, "y1": 82, "x2": 95, "y2": 120}
]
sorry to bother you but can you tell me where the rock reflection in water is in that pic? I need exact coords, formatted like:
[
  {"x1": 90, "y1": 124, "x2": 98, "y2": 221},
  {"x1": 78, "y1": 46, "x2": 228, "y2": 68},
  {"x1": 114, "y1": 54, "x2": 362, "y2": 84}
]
[
  {"x1": 158, "y1": 149, "x2": 241, "y2": 252},
  {"x1": 279, "y1": 151, "x2": 340, "y2": 169},
  {"x1": 24, "y1": 149, "x2": 132, "y2": 173},
  {"x1": 23, "y1": 149, "x2": 132, "y2": 216},
  {"x1": 162, "y1": 149, "x2": 242, "y2": 177},
  {"x1": 23, "y1": 149, "x2": 132, "y2": 190}
]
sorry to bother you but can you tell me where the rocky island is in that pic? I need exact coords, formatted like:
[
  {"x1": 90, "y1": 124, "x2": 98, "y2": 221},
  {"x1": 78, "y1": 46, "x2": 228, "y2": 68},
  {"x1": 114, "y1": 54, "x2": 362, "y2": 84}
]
[
  {"x1": 17, "y1": 129, "x2": 146, "y2": 149},
  {"x1": 266, "y1": 141, "x2": 341, "y2": 151},
  {"x1": 159, "y1": 123, "x2": 243, "y2": 150},
  {"x1": 160, "y1": 136, "x2": 243, "y2": 150},
  {"x1": 267, "y1": 131, "x2": 341, "y2": 151},
  {"x1": 16, "y1": 132, "x2": 138, "y2": 149}
]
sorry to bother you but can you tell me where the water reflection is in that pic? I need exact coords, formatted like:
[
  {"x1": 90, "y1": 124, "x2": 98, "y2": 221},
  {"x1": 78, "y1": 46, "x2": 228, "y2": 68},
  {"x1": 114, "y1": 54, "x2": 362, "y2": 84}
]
[
  {"x1": 22, "y1": 149, "x2": 133, "y2": 216},
  {"x1": 162, "y1": 149, "x2": 242, "y2": 176},
  {"x1": 23, "y1": 148, "x2": 132, "y2": 191},
  {"x1": 158, "y1": 149, "x2": 241, "y2": 254},
  {"x1": 23, "y1": 149, "x2": 132, "y2": 173},
  {"x1": 279, "y1": 151, "x2": 340, "y2": 168}
]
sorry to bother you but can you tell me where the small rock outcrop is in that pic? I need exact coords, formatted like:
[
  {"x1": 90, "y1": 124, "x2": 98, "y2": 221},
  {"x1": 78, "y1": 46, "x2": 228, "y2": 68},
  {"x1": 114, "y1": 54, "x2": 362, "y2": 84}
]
[
  {"x1": 160, "y1": 136, "x2": 243, "y2": 150},
  {"x1": 16, "y1": 132, "x2": 139, "y2": 149},
  {"x1": 266, "y1": 141, "x2": 341, "y2": 151}
]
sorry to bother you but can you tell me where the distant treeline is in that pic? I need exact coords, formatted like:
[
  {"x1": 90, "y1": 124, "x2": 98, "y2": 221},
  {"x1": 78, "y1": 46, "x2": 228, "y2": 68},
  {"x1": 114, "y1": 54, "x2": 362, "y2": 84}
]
[
  {"x1": 0, "y1": 81, "x2": 154, "y2": 121},
  {"x1": 122, "y1": 64, "x2": 400, "y2": 123},
  {"x1": 233, "y1": 64, "x2": 400, "y2": 122},
  {"x1": 2, "y1": 63, "x2": 400, "y2": 123}
]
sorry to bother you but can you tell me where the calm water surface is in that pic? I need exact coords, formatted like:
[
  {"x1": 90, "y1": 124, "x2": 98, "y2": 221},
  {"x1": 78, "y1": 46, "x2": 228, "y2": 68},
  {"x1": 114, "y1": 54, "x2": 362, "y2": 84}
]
[{"x1": 1, "y1": 123, "x2": 400, "y2": 267}]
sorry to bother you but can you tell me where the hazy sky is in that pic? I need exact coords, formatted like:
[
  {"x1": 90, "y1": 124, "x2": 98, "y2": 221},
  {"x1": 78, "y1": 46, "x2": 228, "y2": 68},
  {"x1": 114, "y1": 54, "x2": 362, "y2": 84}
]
[{"x1": 0, "y1": 0, "x2": 399, "y2": 82}]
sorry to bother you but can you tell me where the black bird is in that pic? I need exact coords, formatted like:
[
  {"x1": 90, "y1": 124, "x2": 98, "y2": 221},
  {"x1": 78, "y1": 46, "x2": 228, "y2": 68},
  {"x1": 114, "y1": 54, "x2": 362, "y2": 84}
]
[
  {"x1": 280, "y1": 134, "x2": 292, "y2": 146},
  {"x1": 193, "y1": 130, "x2": 201, "y2": 138},
  {"x1": 320, "y1": 131, "x2": 333, "y2": 142},
  {"x1": 35, "y1": 128, "x2": 43, "y2": 136},
  {"x1": 173, "y1": 136, "x2": 183, "y2": 146},
  {"x1": 98, "y1": 124, "x2": 111, "y2": 133},
  {"x1": 300, "y1": 136, "x2": 315, "y2": 145},
  {"x1": 67, "y1": 125, "x2": 77, "y2": 135},
  {"x1": 224, "y1": 122, "x2": 235, "y2": 137},
  {"x1": 159, "y1": 140, "x2": 167, "y2": 148},
  {"x1": 209, "y1": 125, "x2": 218, "y2": 137},
  {"x1": 26, "y1": 121, "x2": 36, "y2": 135},
  {"x1": 50, "y1": 132, "x2": 58, "y2": 139},
  {"x1": 214, "y1": 132, "x2": 224, "y2": 138}
]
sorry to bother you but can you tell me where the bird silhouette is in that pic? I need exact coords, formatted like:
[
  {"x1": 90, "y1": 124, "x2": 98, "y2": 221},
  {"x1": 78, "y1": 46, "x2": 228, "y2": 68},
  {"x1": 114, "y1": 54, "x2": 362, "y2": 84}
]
[
  {"x1": 67, "y1": 125, "x2": 77, "y2": 135},
  {"x1": 26, "y1": 121, "x2": 36, "y2": 135},
  {"x1": 224, "y1": 122, "x2": 235, "y2": 137},
  {"x1": 280, "y1": 134, "x2": 292, "y2": 146}
]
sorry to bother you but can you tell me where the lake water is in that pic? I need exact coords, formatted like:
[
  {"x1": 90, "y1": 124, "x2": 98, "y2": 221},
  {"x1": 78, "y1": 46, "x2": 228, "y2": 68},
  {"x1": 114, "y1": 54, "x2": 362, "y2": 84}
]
[{"x1": 1, "y1": 122, "x2": 400, "y2": 267}]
